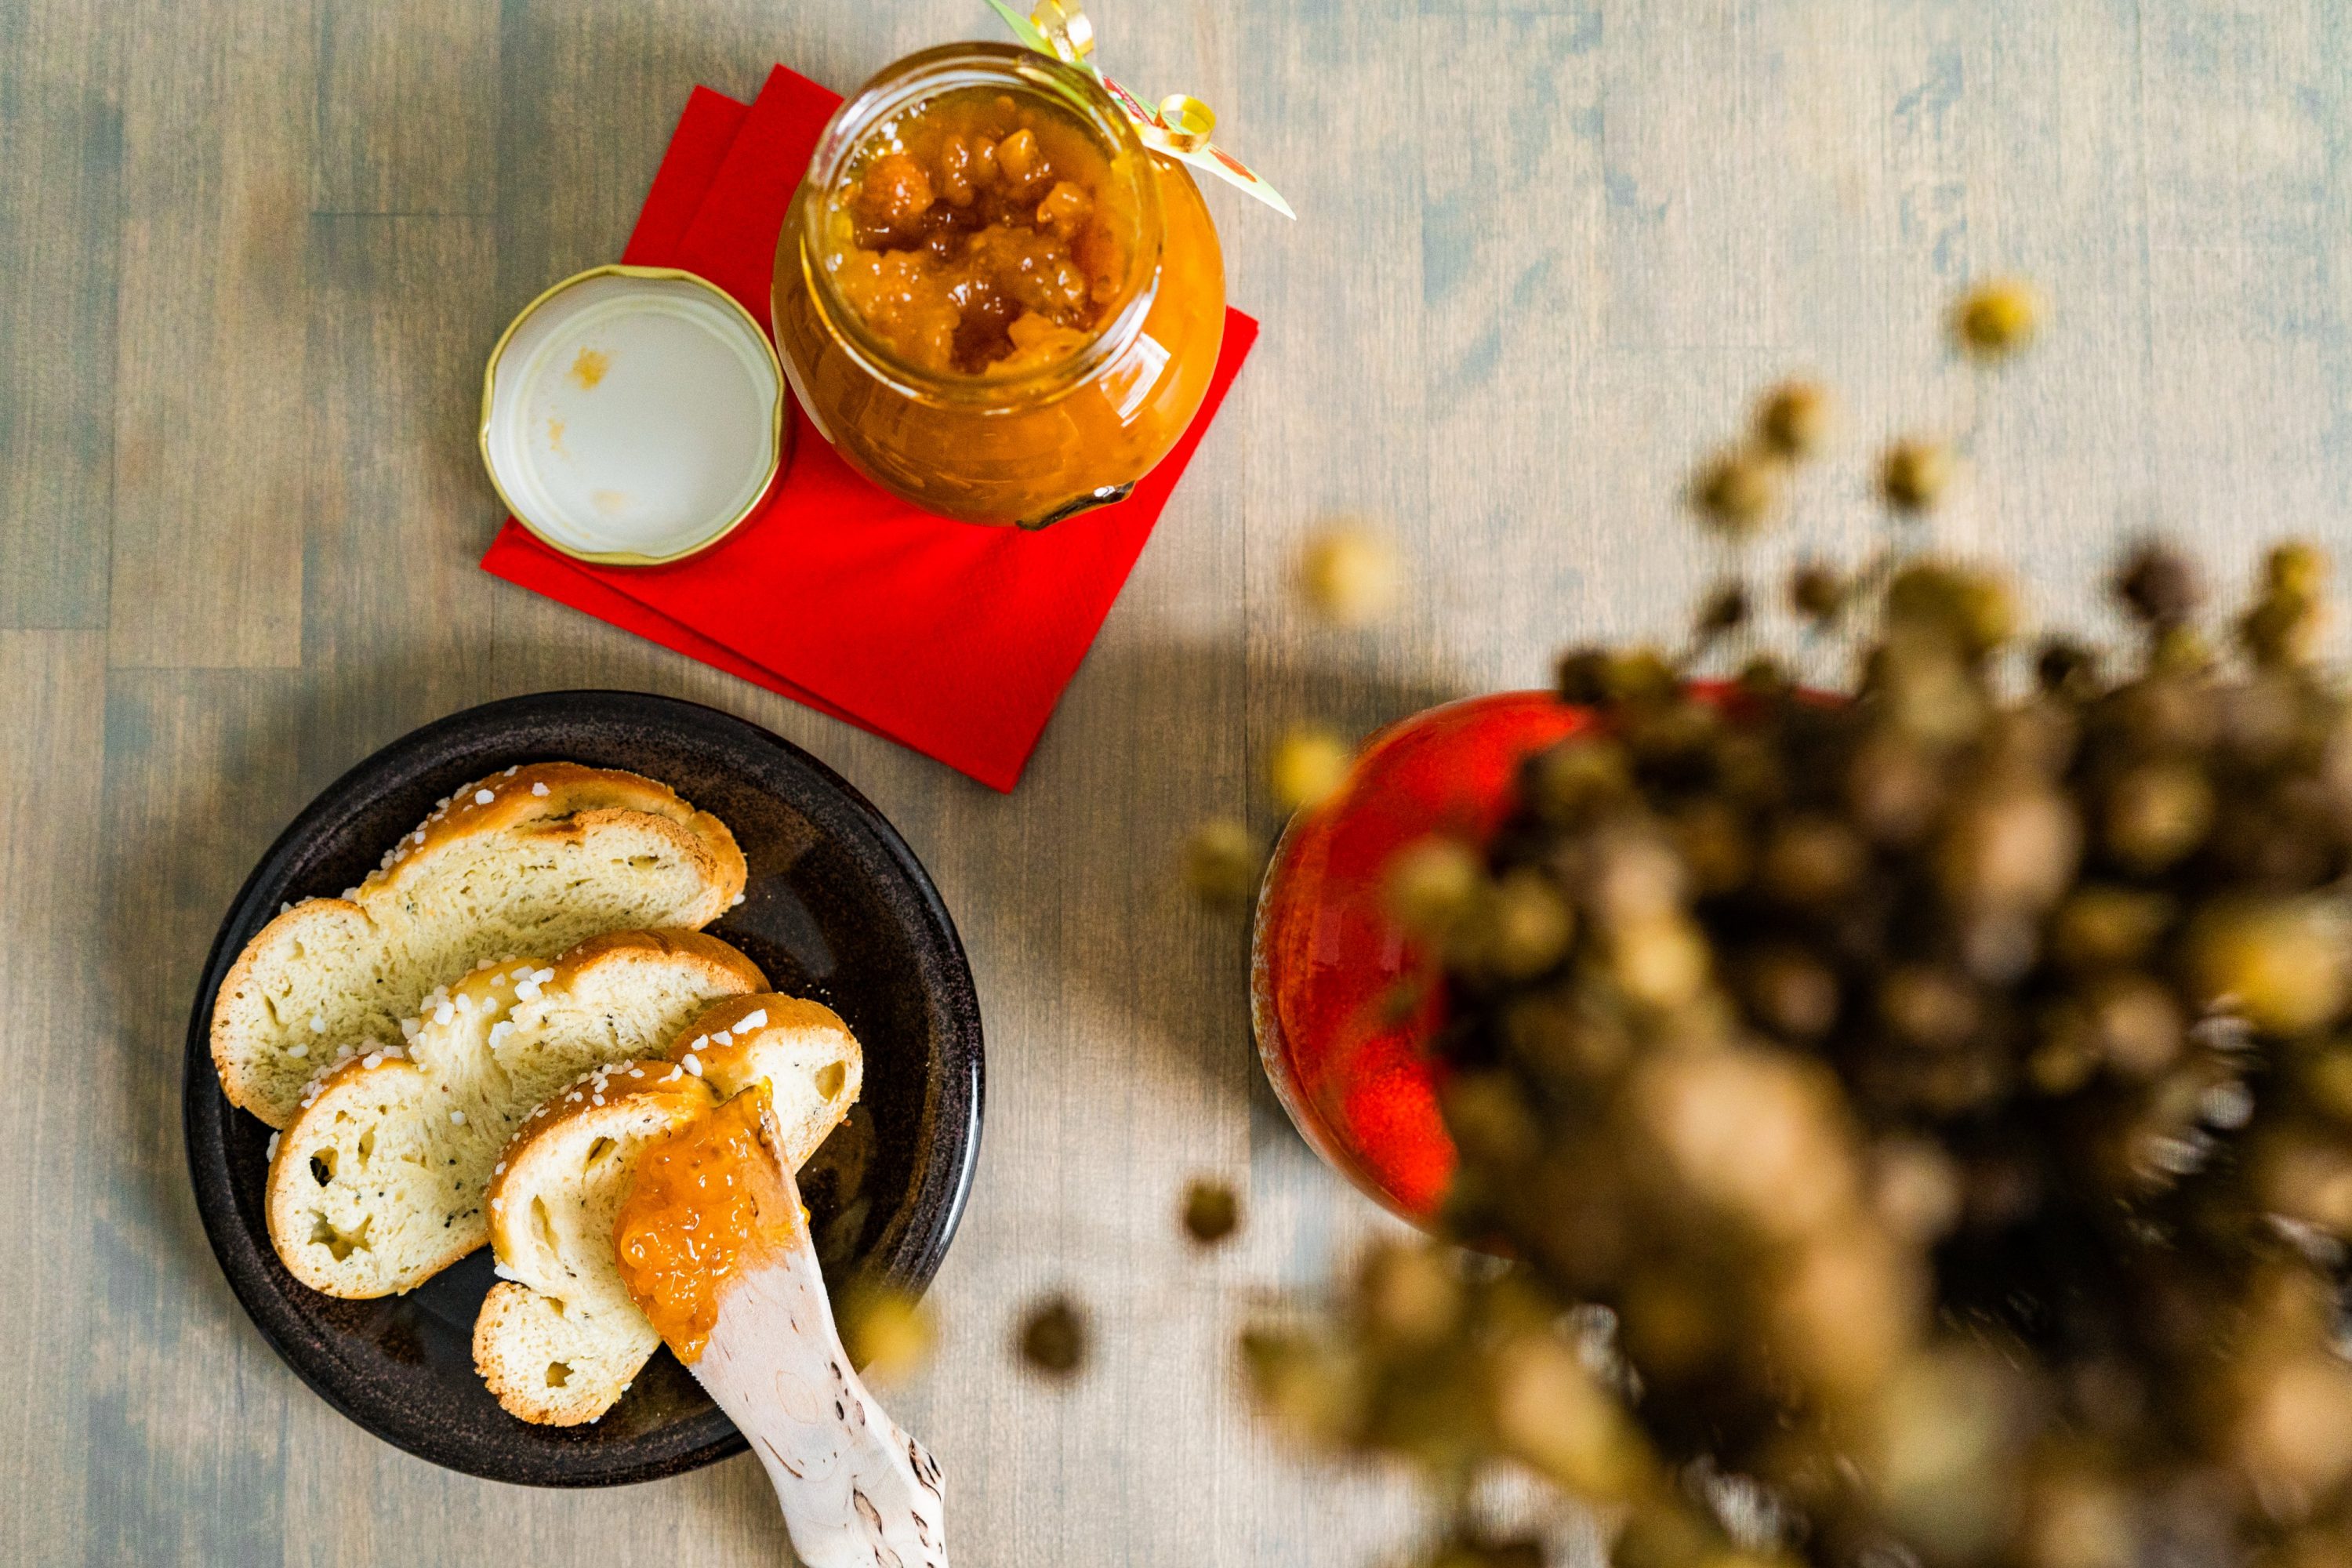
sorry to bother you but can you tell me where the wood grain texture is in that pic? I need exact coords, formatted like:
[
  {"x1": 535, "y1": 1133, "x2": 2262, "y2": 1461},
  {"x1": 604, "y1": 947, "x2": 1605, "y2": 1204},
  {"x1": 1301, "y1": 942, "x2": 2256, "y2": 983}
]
[
  {"x1": 0, "y1": 0, "x2": 120, "y2": 627},
  {"x1": 0, "y1": 631, "x2": 105, "y2": 1562},
  {"x1": 90, "y1": 670, "x2": 311, "y2": 1567},
  {"x1": 3, "y1": 0, "x2": 2350, "y2": 1564},
  {"x1": 105, "y1": 0, "x2": 317, "y2": 668}
]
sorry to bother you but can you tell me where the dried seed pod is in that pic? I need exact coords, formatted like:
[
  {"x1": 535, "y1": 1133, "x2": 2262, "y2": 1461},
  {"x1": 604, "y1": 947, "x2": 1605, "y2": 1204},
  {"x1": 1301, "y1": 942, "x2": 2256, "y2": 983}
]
[
  {"x1": 1181, "y1": 1178, "x2": 1240, "y2": 1244},
  {"x1": 1018, "y1": 1294, "x2": 1089, "y2": 1377},
  {"x1": 1176, "y1": 818, "x2": 1270, "y2": 902},
  {"x1": 2187, "y1": 898, "x2": 2349, "y2": 1037},
  {"x1": 2101, "y1": 761, "x2": 2214, "y2": 873},
  {"x1": 1886, "y1": 562, "x2": 2016, "y2": 655},
  {"x1": 1385, "y1": 837, "x2": 1486, "y2": 938},
  {"x1": 1667, "y1": 797, "x2": 1752, "y2": 895},
  {"x1": 1693, "y1": 580, "x2": 1751, "y2": 640},
  {"x1": 1756, "y1": 379, "x2": 1835, "y2": 459},
  {"x1": 1881, "y1": 440, "x2": 1954, "y2": 512},
  {"x1": 1875, "y1": 637, "x2": 1989, "y2": 744},
  {"x1": 1594, "y1": 648, "x2": 1677, "y2": 706},
  {"x1": 1870, "y1": 1138, "x2": 1963, "y2": 1241},
  {"x1": 2084, "y1": 975, "x2": 2184, "y2": 1079},
  {"x1": 1241, "y1": 1327, "x2": 1363, "y2": 1447},
  {"x1": 1935, "y1": 785, "x2": 2079, "y2": 914},
  {"x1": 2036, "y1": 638, "x2": 2101, "y2": 700},
  {"x1": 1878, "y1": 965, "x2": 1982, "y2": 1051},
  {"x1": 1760, "y1": 815, "x2": 1868, "y2": 906},
  {"x1": 1744, "y1": 946, "x2": 1842, "y2": 1040},
  {"x1": 2050, "y1": 886, "x2": 2172, "y2": 971},
  {"x1": 1356, "y1": 1242, "x2": 1464, "y2": 1349},
  {"x1": 2115, "y1": 543, "x2": 2201, "y2": 627},
  {"x1": 1472, "y1": 868, "x2": 1575, "y2": 980},
  {"x1": 2149, "y1": 622, "x2": 2216, "y2": 676},
  {"x1": 1270, "y1": 726, "x2": 1352, "y2": 813},
  {"x1": 1441, "y1": 1072, "x2": 1541, "y2": 1168},
  {"x1": 1298, "y1": 525, "x2": 1403, "y2": 626},
  {"x1": 2225, "y1": 1344, "x2": 2352, "y2": 1499},
  {"x1": 1790, "y1": 562, "x2": 1850, "y2": 624},
  {"x1": 1487, "y1": 1330, "x2": 1650, "y2": 1500},
  {"x1": 1847, "y1": 731, "x2": 1944, "y2": 844},
  {"x1": 1555, "y1": 648, "x2": 1610, "y2": 706},
  {"x1": 840, "y1": 1283, "x2": 935, "y2": 1386},
  {"x1": 1955, "y1": 280, "x2": 2042, "y2": 357},
  {"x1": 1607, "y1": 913, "x2": 1711, "y2": 1009},
  {"x1": 1181, "y1": 818, "x2": 1261, "y2": 906},
  {"x1": 1736, "y1": 655, "x2": 1792, "y2": 702},
  {"x1": 1693, "y1": 448, "x2": 1782, "y2": 534},
  {"x1": 1526, "y1": 737, "x2": 1632, "y2": 826},
  {"x1": 2027, "y1": 1018, "x2": 2099, "y2": 1094},
  {"x1": 2240, "y1": 584, "x2": 2323, "y2": 667},
  {"x1": 2111, "y1": 670, "x2": 2219, "y2": 753},
  {"x1": 1588, "y1": 833, "x2": 1688, "y2": 929},
  {"x1": 2267, "y1": 539, "x2": 2327, "y2": 600}
]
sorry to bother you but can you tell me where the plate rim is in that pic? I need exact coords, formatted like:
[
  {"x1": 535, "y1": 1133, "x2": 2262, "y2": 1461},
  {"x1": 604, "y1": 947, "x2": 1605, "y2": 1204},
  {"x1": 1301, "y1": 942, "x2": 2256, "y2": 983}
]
[{"x1": 180, "y1": 688, "x2": 984, "y2": 1486}]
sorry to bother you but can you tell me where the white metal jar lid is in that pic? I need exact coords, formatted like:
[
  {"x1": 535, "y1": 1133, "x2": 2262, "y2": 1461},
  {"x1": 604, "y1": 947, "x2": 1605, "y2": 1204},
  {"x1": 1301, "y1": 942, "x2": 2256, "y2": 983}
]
[{"x1": 480, "y1": 266, "x2": 786, "y2": 565}]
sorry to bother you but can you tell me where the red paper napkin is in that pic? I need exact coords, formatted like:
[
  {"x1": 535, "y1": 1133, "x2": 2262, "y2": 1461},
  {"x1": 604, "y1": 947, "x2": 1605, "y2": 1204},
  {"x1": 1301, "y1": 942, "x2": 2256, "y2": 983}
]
[{"x1": 482, "y1": 67, "x2": 1259, "y2": 791}]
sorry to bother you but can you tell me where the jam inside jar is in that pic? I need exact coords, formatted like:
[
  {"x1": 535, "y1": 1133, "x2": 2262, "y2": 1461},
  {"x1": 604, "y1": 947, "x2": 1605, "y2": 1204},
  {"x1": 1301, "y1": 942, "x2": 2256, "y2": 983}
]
[{"x1": 774, "y1": 43, "x2": 1226, "y2": 528}]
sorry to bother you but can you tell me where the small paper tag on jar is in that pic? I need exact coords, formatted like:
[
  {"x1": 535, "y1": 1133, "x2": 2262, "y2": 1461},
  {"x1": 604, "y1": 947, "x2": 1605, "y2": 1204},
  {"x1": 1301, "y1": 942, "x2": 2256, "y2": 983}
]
[{"x1": 986, "y1": 0, "x2": 1296, "y2": 218}]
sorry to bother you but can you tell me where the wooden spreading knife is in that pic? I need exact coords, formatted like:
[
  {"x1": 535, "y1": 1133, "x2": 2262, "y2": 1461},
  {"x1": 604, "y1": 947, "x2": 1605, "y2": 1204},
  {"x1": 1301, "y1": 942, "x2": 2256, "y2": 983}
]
[{"x1": 616, "y1": 1098, "x2": 947, "y2": 1567}]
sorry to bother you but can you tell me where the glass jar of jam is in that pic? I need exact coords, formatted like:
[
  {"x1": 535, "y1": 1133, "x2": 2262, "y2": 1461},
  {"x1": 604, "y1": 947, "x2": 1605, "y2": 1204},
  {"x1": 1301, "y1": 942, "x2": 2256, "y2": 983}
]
[{"x1": 772, "y1": 42, "x2": 1227, "y2": 528}]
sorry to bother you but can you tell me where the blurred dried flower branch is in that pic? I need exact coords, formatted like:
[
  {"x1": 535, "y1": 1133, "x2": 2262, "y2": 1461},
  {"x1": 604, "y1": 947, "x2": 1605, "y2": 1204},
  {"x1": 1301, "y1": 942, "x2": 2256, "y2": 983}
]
[{"x1": 1238, "y1": 282, "x2": 2352, "y2": 1568}]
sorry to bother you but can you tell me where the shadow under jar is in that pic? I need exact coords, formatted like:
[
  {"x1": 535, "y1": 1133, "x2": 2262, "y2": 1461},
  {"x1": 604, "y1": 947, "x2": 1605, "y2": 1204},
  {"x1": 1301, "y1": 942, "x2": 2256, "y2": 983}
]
[{"x1": 773, "y1": 42, "x2": 1227, "y2": 529}]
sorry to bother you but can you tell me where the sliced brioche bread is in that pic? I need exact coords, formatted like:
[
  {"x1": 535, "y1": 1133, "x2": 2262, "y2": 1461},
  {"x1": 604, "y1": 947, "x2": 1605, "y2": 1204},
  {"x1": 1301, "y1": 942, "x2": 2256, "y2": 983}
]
[
  {"x1": 473, "y1": 994, "x2": 864, "y2": 1425},
  {"x1": 214, "y1": 761, "x2": 746, "y2": 1127},
  {"x1": 265, "y1": 929, "x2": 766, "y2": 1298}
]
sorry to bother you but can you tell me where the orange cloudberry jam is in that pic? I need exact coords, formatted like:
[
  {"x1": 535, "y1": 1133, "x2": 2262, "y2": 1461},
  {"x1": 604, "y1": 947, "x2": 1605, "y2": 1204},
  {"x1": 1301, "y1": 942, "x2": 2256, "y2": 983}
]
[
  {"x1": 774, "y1": 44, "x2": 1225, "y2": 528},
  {"x1": 612, "y1": 1089, "x2": 797, "y2": 1363},
  {"x1": 827, "y1": 87, "x2": 1134, "y2": 376}
]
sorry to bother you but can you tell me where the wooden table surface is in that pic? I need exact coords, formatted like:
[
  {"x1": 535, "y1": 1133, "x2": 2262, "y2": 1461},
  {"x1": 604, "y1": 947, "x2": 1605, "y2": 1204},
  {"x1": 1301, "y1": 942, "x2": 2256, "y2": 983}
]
[{"x1": 5, "y1": 2, "x2": 2348, "y2": 1563}]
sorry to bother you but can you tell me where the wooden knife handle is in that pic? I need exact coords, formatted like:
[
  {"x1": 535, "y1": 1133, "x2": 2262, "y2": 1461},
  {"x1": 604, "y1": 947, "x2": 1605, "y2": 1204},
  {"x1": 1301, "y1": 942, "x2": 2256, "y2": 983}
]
[{"x1": 688, "y1": 1164, "x2": 948, "y2": 1567}]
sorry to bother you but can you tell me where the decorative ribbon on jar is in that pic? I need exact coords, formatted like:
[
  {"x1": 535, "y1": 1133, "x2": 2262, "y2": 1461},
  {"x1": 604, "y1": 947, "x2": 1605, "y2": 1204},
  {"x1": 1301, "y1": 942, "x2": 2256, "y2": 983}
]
[{"x1": 986, "y1": 0, "x2": 1296, "y2": 217}]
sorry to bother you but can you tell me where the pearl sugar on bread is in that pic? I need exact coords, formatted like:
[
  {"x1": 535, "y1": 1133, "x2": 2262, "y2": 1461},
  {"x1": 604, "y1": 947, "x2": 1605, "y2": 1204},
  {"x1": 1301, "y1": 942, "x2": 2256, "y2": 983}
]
[
  {"x1": 212, "y1": 761, "x2": 747, "y2": 1129},
  {"x1": 265, "y1": 928, "x2": 768, "y2": 1299}
]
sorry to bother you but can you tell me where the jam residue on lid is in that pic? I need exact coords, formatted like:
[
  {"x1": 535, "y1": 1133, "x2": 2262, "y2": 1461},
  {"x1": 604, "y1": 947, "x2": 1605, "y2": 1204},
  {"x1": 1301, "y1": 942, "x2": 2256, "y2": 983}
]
[{"x1": 612, "y1": 1087, "x2": 797, "y2": 1363}]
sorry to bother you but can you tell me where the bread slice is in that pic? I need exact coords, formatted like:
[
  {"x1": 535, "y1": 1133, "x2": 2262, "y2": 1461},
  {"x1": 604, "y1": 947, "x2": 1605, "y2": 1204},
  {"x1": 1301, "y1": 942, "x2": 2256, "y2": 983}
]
[
  {"x1": 472, "y1": 994, "x2": 864, "y2": 1425},
  {"x1": 213, "y1": 761, "x2": 746, "y2": 1127},
  {"x1": 264, "y1": 929, "x2": 766, "y2": 1298}
]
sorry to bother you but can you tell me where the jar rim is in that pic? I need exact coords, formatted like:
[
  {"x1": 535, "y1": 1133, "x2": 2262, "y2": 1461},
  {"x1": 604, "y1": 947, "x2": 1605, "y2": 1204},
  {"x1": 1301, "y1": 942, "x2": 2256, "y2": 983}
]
[{"x1": 789, "y1": 42, "x2": 1166, "y2": 406}]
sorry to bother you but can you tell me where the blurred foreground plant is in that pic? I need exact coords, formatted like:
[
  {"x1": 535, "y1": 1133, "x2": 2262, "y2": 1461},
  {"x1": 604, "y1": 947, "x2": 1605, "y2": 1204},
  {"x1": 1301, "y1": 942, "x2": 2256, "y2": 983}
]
[{"x1": 1245, "y1": 287, "x2": 2352, "y2": 1568}]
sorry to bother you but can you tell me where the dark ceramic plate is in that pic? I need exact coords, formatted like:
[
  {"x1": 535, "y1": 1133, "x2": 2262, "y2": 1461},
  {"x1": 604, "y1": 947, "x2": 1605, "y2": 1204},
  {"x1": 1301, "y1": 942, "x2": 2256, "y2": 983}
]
[{"x1": 183, "y1": 691, "x2": 983, "y2": 1486}]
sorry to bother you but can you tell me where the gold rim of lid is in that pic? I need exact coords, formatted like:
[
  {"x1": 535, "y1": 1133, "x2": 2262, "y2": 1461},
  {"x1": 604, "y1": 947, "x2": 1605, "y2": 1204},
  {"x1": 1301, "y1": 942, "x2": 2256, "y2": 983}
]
[{"x1": 477, "y1": 264, "x2": 786, "y2": 568}]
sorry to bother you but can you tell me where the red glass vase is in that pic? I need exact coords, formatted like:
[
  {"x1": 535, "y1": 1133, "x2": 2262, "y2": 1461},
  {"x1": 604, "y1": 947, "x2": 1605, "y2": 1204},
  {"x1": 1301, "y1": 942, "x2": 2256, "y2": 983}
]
[{"x1": 1250, "y1": 691, "x2": 1590, "y2": 1222}]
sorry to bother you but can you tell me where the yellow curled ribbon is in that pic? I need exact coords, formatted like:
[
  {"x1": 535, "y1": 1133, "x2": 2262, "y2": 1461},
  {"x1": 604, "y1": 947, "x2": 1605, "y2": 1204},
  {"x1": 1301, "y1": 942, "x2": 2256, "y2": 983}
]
[
  {"x1": 1152, "y1": 93, "x2": 1216, "y2": 154},
  {"x1": 986, "y1": 0, "x2": 1295, "y2": 218},
  {"x1": 1028, "y1": 0, "x2": 1095, "y2": 64}
]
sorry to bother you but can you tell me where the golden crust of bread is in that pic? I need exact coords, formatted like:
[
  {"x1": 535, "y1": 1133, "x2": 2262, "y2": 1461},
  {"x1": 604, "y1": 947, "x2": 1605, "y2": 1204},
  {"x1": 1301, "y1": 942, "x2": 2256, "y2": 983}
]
[
  {"x1": 364, "y1": 763, "x2": 739, "y2": 902},
  {"x1": 212, "y1": 762, "x2": 747, "y2": 1127}
]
